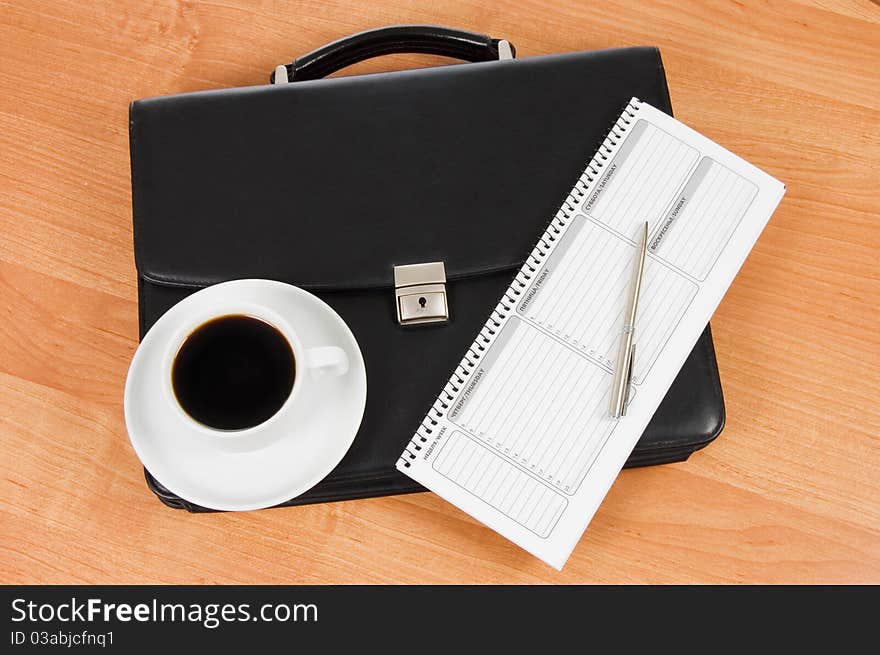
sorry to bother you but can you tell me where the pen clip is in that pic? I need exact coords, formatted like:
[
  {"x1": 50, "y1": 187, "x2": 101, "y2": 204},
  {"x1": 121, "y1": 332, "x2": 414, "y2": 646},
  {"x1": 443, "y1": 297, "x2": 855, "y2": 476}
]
[{"x1": 623, "y1": 342, "x2": 635, "y2": 407}]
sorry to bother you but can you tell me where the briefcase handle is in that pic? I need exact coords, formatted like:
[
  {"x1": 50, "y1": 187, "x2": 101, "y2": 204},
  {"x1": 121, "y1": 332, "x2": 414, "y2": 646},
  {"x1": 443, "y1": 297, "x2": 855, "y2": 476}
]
[{"x1": 271, "y1": 25, "x2": 516, "y2": 83}]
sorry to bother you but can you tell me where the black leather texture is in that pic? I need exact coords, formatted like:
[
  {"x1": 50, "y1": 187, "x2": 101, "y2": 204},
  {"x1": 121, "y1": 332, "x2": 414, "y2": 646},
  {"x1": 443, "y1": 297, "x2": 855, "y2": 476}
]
[
  {"x1": 274, "y1": 25, "x2": 513, "y2": 83},
  {"x1": 130, "y1": 41, "x2": 725, "y2": 512}
]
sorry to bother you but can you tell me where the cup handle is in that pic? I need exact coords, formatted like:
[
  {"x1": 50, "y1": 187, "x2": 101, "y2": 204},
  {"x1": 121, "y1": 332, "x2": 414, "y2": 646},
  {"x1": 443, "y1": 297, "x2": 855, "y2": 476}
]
[{"x1": 304, "y1": 346, "x2": 349, "y2": 378}]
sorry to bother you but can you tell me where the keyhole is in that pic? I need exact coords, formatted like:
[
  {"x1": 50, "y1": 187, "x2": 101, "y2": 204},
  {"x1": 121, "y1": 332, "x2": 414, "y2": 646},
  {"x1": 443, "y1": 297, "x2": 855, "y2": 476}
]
[{"x1": 418, "y1": 296, "x2": 427, "y2": 308}]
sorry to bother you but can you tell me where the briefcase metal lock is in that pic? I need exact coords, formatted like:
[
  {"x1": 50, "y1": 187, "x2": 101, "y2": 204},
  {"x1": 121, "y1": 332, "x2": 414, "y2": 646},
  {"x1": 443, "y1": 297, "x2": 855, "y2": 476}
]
[{"x1": 394, "y1": 262, "x2": 448, "y2": 326}]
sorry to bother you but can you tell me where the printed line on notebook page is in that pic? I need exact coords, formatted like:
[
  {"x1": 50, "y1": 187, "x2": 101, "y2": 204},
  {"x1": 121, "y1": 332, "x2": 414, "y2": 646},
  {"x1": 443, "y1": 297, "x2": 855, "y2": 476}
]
[
  {"x1": 519, "y1": 216, "x2": 698, "y2": 384},
  {"x1": 432, "y1": 430, "x2": 568, "y2": 538},
  {"x1": 584, "y1": 119, "x2": 700, "y2": 241},
  {"x1": 448, "y1": 317, "x2": 625, "y2": 495},
  {"x1": 648, "y1": 156, "x2": 759, "y2": 280}
]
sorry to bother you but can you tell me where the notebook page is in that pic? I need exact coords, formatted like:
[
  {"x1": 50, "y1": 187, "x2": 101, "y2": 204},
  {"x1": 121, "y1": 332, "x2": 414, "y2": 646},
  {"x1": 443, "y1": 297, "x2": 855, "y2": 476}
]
[{"x1": 398, "y1": 98, "x2": 785, "y2": 569}]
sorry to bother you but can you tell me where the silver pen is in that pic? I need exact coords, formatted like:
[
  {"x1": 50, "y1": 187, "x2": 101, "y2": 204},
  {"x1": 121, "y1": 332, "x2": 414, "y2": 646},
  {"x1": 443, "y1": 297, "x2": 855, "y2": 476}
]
[{"x1": 609, "y1": 221, "x2": 649, "y2": 418}]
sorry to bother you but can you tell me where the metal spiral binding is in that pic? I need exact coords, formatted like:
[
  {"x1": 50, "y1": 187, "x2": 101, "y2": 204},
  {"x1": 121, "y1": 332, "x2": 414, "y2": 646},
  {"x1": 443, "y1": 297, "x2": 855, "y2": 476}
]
[{"x1": 398, "y1": 98, "x2": 642, "y2": 469}]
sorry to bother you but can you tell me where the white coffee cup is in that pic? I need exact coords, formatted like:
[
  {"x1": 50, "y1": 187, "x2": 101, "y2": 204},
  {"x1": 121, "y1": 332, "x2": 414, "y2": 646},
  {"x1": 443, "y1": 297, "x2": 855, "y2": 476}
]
[{"x1": 160, "y1": 299, "x2": 349, "y2": 450}]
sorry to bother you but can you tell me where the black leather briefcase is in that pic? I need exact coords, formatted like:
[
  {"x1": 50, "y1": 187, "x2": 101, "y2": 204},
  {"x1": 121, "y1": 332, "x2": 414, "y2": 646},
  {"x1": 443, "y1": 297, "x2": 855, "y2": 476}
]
[{"x1": 129, "y1": 26, "x2": 725, "y2": 511}]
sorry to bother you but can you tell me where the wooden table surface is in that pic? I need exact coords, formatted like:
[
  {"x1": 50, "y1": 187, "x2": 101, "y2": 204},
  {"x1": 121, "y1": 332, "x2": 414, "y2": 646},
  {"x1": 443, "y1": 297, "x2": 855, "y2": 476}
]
[{"x1": 1, "y1": 0, "x2": 878, "y2": 584}]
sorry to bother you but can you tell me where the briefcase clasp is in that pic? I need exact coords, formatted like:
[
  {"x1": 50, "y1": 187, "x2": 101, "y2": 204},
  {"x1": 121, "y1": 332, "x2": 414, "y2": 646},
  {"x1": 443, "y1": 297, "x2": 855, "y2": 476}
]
[{"x1": 394, "y1": 262, "x2": 448, "y2": 326}]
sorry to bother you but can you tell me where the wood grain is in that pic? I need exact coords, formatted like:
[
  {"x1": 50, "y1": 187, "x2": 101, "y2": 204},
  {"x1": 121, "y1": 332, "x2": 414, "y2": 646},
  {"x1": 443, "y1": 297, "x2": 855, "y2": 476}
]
[{"x1": 1, "y1": 0, "x2": 878, "y2": 584}]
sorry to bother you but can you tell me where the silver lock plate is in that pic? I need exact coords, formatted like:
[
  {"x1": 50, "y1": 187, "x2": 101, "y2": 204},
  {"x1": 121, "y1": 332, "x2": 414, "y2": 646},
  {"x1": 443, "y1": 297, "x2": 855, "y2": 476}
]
[{"x1": 394, "y1": 262, "x2": 449, "y2": 326}]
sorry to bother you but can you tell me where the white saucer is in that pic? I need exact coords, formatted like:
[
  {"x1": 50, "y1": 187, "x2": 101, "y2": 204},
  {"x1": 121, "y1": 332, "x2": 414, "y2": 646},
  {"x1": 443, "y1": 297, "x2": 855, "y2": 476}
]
[{"x1": 124, "y1": 279, "x2": 367, "y2": 511}]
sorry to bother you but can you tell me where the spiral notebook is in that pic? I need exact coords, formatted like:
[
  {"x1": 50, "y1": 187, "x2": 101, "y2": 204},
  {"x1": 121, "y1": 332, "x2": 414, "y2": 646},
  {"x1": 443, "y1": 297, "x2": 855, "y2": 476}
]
[{"x1": 396, "y1": 97, "x2": 785, "y2": 569}]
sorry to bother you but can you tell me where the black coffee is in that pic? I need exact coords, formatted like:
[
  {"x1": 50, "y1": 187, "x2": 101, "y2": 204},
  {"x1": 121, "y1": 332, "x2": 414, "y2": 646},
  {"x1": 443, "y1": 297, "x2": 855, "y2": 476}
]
[{"x1": 172, "y1": 314, "x2": 295, "y2": 430}]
